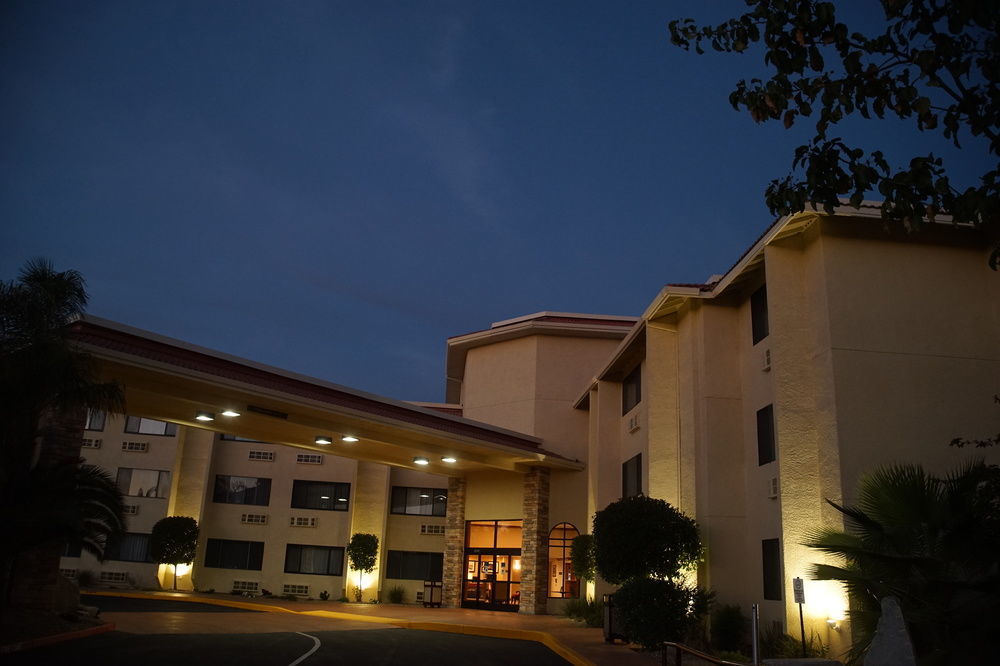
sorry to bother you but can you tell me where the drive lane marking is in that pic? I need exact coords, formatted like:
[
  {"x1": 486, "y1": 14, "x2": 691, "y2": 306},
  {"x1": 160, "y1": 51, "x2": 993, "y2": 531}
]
[{"x1": 289, "y1": 632, "x2": 321, "y2": 666}]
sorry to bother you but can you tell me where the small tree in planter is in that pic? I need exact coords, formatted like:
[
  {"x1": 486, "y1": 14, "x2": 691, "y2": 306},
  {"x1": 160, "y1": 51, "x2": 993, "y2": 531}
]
[
  {"x1": 346, "y1": 533, "x2": 378, "y2": 602},
  {"x1": 150, "y1": 516, "x2": 199, "y2": 590},
  {"x1": 593, "y1": 495, "x2": 706, "y2": 650},
  {"x1": 570, "y1": 533, "x2": 596, "y2": 586}
]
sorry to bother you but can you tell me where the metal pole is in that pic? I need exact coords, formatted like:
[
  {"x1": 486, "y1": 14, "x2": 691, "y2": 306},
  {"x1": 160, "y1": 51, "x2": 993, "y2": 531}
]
[
  {"x1": 751, "y1": 603, "x2": 760, "y2": 666},
  {"x1": 799, "y1": 602, "x2": 807, "y2": 657}
]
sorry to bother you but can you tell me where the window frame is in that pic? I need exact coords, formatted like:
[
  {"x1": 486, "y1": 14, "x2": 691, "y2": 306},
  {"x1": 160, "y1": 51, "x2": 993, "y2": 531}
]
[
  {"x1": 284, "y1": 543, "x2": 345, "y2": 576},
  {"x1": 116, "y1": 467, "x2": 172, "y2": 499},
  {"x1": 762, "y1": 538, "x2": 782, "y2": 600},
  {"x1": 385, "y1": 550, "x2": 444, "y2": 581},
  {"x1": 757, "y1": 405, "x2": 776, "y2": 466},
  {"x1": 204, "y1": 538, "x2": 265, "y2": 571},
  {"x1": 213, "y1": 474, "x2": 272, "y2": 506},
  {"x1": 751, "y1": 285, "x2": 769, "y2": 345},
  {"x1": 622, "y1": 453, "x2": 642, "y2": 498},
  {"x1": 621, "y1": 365, "x2": 642, "y2": 415},
  {"x1": 390, "y1": 486, "x2": 448, "y2": 517},
  {"x1": 104, "y1": 532, "x2": 154, "y2": 563},
  {"x1": 547, "y1": 522, "x2": 581, "y2": 599},
  {"x1": 290, "y1": 480, "x2": 351, "y2": 512},
  {"x1": 124, "y1": 416, "x2": 177, "y2": 437},
  {"x1": 84, "y1": 409, "x2": 105, "y2": 431}
]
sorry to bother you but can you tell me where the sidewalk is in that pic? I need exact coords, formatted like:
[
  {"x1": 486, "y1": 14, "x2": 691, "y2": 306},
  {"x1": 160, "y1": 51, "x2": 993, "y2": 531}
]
[{"x1": 84, "y1": 589, "x2": 655, "y2": 666}]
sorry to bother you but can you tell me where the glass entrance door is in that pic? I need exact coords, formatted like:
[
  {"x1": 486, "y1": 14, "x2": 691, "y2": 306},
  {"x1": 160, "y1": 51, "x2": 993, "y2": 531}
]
[
  {"x1": 463, "y1": 552, "x2": 521, "y2": 610},
  {"x1": 462, "y1": 519, "x2": 523, "y2": 611}
]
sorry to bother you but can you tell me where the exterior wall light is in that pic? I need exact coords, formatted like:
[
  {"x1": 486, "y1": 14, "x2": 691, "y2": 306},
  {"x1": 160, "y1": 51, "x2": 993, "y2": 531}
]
[
  {"x1": 221, "y1": 409, "x2": 241, "y2": 417},
  {"x1": 315, "y1": 436, "x2": 332, "y2": 445},
  {"x1": 413, "y1": 456, "x2": 429, "y2": 465},
  {"x1": 195, "y1": 411, "x2": 214, "y2": 421},
  {"x1": 341, "y1": 435, "x2": 359, "y2": 443},
  {"x1": 440, "y1": 456, "x2": 457, "y2": 463}
]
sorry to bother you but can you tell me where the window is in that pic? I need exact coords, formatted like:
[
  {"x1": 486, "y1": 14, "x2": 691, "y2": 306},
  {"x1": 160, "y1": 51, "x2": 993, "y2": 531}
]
[
  {"x1": 213, "y1": 475, "x2": 272, "y2": 506},
  {"x1": 757, "y1": 405, "x2": 776, "y2": 466},
  {"x1": 762, "y1": 538, "x2": 782, "y2": 600},
  {"x1": 751, "y1": 286, "x2": 769, "y2": 344},
  {"x1": 117, "y1": 467, "x2": 171, "y2": 498},
  {"x1": 105, "y1": 533, "x2": 153, "y2": 562},
  {"x1": 622, "y1": 365, "x2": 642, "y2": 415},
  {"x1": 284, "y1": 544, "x2": 345, "y2": 576},
  {"x1": 391, "y1": 486, "x2": 448, "y2": 516},
  {"x1": 291, "y1": 480, "x2": 350, "y2": 511},
  {"x1": 386, "y1": 550, "x2": 443, "y2": 581},
  {"x1": 124, "y1": 416, "x2": 177, "y2": 437},
  {"x1": 85, "y1": 409, "x2": 105, "y2": 431},
  {"x1": 204, "y1": 538, "x2": 264, "y2": 570},
  {"x1": 548, "y1": 523, "x2": 580, "y2": 598},
  {"x1": 622, "y1": 453, "x2": 642, "y2": 498}
]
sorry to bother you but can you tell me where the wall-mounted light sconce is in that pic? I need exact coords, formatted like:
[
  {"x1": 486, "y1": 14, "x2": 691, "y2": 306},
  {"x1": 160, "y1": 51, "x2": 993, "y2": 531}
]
[
  {"x1": 341, "y1": 435, "x2": 359, "y2": 443},
  {"x1": 195, "y1": 411, "x2": 215, "y2": 422},
  {"x1": 315, "y1": 436, "x2": 332, "y2": 445},
  {"x1": 221, "y1": 409, "x2": 241, "y2": 417},
  {"x1": 440, "y1": 456, "x2": 457, "y2": 463},
  {"x1": 826, "y1": 618, "x2": 841, "y2": 631},
  {"x1": 413, "y1": 456, "x2": 429, "y2": 465}
]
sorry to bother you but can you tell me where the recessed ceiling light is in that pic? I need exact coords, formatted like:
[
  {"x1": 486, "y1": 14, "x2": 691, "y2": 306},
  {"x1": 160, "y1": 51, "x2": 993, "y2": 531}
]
[
  {"x1": 320, "y1": 495, "x2": 330, "y2": 500},
  {"x1": 419, "y1": 493, "x2": 430, "y2": 498},
  {"x1": 341, "y1": 435, "x2": 359, "y2": 443},
  {"x1": 315, "y1": 436, "x2": 332, "y2": 445},
  {"x1": 221, "y1": 409, "x2": 240, "y2": 417},
  {"x1": 413, "y1": 456, "x2": 429, "y2": 465},
  {"x1": 440, "y1": 456, "x2": 457, "y2": 463},
  {"x1": 195, "y1": 411, "x2": 214, "y2": 422},
  {"x1": 337, "y1": 498, "x2": 347, "y2": 502}
]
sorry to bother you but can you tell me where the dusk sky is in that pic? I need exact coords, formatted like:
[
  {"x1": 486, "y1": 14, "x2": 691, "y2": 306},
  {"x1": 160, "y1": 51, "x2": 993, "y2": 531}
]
[{"x1": 2, "y1": 2, "x2": 990, "y2": 402}]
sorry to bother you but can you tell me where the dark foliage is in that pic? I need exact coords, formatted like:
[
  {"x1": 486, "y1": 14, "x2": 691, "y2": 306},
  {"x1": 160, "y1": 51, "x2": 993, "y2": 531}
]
[{"x1": 151, "y1": 516, "x2": 199, "y2": 590}]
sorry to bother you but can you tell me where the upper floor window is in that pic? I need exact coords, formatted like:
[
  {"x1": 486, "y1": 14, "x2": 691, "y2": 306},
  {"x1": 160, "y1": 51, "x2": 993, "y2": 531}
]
[
  {"x1": 117, "y1": 467, "x2": 171, "y2": 498},
  {"x1": 757, "y1": 405, "x2": 776, "y2": 466},
  {"x1": 751, "y1": 286, "x2": 769, "y2": 345},
  {"x1": 124, "y1": 416, "x2": 177, "y2": 437},
  {"x1": 548, "y1": 523, "x2": 580, "y2": 599},
  {"x1": 84, "y1": 409, "x2": 105, "y2": 431},
  {"x1": 391, "y1": 486, "x2": 448, "y2": 516},
  {"x1": 204, "y1": 538, "x2": 264, "y2": 570},
  {"x1": 291, "y1": 480, "x2": 350, "y2": 511},
  {"x1": 622, "y1": 365, "x2": 642, "y2": 415},
  {"x1": 213, "y1": 475, "x2": 272, "y2": 506},
  {"x1": 622, "y1": 453, "x2": 642, "y2": 498}
]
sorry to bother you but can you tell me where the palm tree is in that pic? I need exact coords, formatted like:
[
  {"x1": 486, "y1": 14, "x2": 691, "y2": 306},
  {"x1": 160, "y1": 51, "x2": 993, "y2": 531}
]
[
  {"x1": 0, "y1": 259, "x2": 126, "y2": 605},
  {"x1": 806, "y1": 461, "x2": 1000, "y2": 665}
]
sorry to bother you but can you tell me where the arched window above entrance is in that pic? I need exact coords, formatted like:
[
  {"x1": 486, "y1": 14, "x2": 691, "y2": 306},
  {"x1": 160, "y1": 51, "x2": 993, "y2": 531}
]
[{"x1": 547, "y1": 522, "x2": 580, "y2": 599}]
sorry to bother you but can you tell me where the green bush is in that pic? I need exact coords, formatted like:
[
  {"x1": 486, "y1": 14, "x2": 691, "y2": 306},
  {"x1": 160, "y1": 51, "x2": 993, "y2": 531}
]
[
  {"x1": 562, "y1": 596, "x2": 604, "y2": 627},
  {"x1": 614, "y1": 578, "x2": 709, "y2": 650},
  {"x1": 760, "y1": 623, "x2": 827, "y2": 659},
  {"x1": 570, "y1": 534, "x2": 596, "y2": 582},
  {"x1": 387, "y1": 585, "x2": 405, "y2": 603},
  {"x1": 711, "y1": 604, "x2": 746, "y2": 652}
]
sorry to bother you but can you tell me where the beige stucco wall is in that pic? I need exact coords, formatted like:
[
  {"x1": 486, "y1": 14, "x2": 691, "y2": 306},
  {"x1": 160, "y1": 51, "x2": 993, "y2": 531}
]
[
  {"x1": 464, "y1": 469, "x2": 523, "y2": 520},
  {"x1": 382, "y1": 467, "x2": 448, "y2": 603},
  {"x1": 461, "y1": 337, "x2": 538, "y2": 435}
]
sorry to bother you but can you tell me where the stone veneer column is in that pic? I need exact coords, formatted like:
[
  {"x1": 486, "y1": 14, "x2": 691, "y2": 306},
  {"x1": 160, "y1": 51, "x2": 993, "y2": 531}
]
[
  {"x1": 10, "y1": 409, "x2": 85, "y2": 609},
  {"x1": 442, "y1": 476, "x2": 466, "y2": 608},
  {"x1": 519, "y1": 466, "x2": 550, "y2": 615}
]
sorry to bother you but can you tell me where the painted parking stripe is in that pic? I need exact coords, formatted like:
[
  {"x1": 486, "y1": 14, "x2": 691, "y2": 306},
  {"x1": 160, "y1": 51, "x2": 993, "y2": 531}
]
[{"x1": 289, "y1": 632, "x2": 320, "y2": 666}]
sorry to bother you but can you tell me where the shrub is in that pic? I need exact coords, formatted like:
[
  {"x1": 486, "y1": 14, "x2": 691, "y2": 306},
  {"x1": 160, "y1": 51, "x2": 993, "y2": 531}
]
[
  {"x1": 614, "y1": 577, "x2": 710, "y2": 650},
  {"x1": 570, "y1": 534, "x2": 596, "y2": 582},
  {"x1": 760, "y1": 623, "x2": 827, "y2": 659},
  {"x1": 76, "y1": 570, "x2": 95, "y2": 587},
  {"x1": 319, "y1": 590, "x2": 329, "y2": 601},
  {"x1": 711, "y1": 604, "x2": 746, "y2": 653},
  {"x1": 562, "y1": 596, "x2": 604, "y2": 628},
  {"x1": 387, "y1": 585, "x2": 405, "y2": 603}
]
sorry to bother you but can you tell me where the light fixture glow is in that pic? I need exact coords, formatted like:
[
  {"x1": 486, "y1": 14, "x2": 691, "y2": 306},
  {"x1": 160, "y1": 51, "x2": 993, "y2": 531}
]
[
  {"x1": 337, "y1": 498, "x2": 347, "y2": 502},
  {"x1": 315, "y1": 436, "x2": 332, "y2": 445},
  {"x1": 320, "y1": 495, "x2": 330, "y2": 500},
  {"x1": 221, "y1": 409, "x2": 241, "y2": 417},
  {"x1": 341, "y1": 435, "x2": 359, "y2": 443},
  {"x1": 440, "y1": 456, "x2": 457, "y2": 463},
  {"x1": 195, "y1": 411, "x2": 214, "y2": 422},
  {"x1": 413, "y1": 456, "x2": 429, "y2": 465},
  {"x1": 419, "y1": 494, "x2": 430, "y2": 498}
]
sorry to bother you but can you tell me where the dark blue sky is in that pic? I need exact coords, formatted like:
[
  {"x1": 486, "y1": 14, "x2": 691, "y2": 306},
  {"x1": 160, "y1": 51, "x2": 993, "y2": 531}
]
[{"x1": 1, "y1": 1, "x2": 990, "y2": 401}]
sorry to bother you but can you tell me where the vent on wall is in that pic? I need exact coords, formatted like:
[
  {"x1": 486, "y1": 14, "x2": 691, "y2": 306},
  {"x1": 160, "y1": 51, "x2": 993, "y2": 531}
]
[
  {"x1": 627, "y1": 413, "x2": 641, "y2": 433},
  {"x1": 248, "y1": 450, "x2": 275, "y2": 462},
  {"x1": 421, "y1": 524, "x2": 445, "y2": 535},
  {"x1": 122, "y1": 441, "x2": 149, "y2": 452},
  {"x1": 283, "y1": 584, "x2": 309, "y2": 596},
  {"x1": 290, "y1": 516, "x2": 317, "y2": 528},
  {"x1": 123, "y1": 505, "x2": 139, "y2": 515},
  {"x1": 242, "y1": 513, "x2": 268, "y2": 525},
  {"x1": 762, "y1": 348, "x2": 772, "y2": 372},
  {"x1": 60, "y1": 569, "x2": 78, "y2": 579},
  {"x1": 767, "y1": 477, "x2": 779, "y2": 499},
  {"x1": 82, "y1": 438, "x2": 102, "y2": 449},
  {"x1": 232, "y1": 580, "x2": 259, "y2": 594},
  {"x1": 246, "y1": 405, "x2": 288, "y2": 420},
  {"x1": 296, "y1": 453, "x2": 323, "y2": 464},
  {"x1": 100, "y1": 571, "x2": 129, "y2": 584}
]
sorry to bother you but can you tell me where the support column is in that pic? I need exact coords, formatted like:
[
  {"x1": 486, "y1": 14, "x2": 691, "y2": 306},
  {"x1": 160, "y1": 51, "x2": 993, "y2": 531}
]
[
  {"x1": 347, "y1": 462, "x2": 390, "y2": 602},
  {"x1": 519, "y1": 466, "x2": 550, "y2": 615},
  {"x1": 162, "y1": 427, "x2": 215, "y2": 590},
  {"x1": 442, "y1": 476, "x2": 466, "y2": 608}
]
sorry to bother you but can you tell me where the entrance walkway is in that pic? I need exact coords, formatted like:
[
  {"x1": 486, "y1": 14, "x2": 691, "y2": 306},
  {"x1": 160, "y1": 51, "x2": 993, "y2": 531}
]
[{"x1": 84, "y1": 590, "x2": 653, "y2": 666}]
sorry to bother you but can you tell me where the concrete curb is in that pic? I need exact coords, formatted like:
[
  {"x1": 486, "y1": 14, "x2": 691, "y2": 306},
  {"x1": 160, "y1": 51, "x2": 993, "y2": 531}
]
[
  {"x1": 0, "y1": 621, "x2": 116, "y2": 654},
  {"x1": 84, "y1": 591, "x2": 593, "y2": 666}
]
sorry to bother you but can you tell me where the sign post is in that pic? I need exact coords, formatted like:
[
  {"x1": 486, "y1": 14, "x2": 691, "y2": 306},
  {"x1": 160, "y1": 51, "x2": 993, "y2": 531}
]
[{"x1": 792, "y1": 577, "x2": 806, "y2": 657}]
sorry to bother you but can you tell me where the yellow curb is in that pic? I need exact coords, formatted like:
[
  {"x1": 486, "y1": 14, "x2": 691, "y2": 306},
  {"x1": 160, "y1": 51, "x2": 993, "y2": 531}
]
[
  {"x1": 85, "y1": 591, "x2": 593, "y2": 666},
  {"x1": 0, "y1": 621, "x2": 116, "y2": 654}
]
